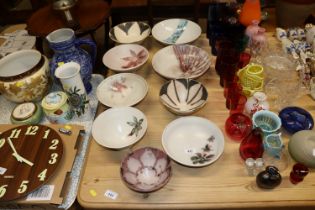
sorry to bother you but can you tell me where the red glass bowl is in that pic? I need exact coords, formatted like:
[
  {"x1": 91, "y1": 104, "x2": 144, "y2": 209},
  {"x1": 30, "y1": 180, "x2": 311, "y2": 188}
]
[{"x1": 225, "y1": 113, "x2": 253, "y2": 141}]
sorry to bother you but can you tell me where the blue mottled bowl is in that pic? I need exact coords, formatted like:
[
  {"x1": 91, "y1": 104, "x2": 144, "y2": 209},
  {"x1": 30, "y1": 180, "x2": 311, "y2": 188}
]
[{"x1": 279, "y1": 106, "x2": 314, "y2": 134}]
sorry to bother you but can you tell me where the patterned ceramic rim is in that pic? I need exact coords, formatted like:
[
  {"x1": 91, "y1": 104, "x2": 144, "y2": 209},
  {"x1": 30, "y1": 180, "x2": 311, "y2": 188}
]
[
  {"x1": 120, "y1": 147, "x2": 172, "y2": 192},
  {"x1": 109, "y1": 21, "x2": 151, "y2": 44},
  {"x1": 11, "y1": 102, "x2": 37, "y2": 120},
  {"x1": 159, "y1": 79, "x2": 208, "y2": 115},
  {"x1": 152, "y1": 44, "x2": 211, "y2": 79},
  {"x1": 152, "y1": 18, "x2": 201, "y2": 45},
  {"x1": 0, "y1": 51, "x2": 45, "y2": 82},
  {"x1": 92, "y1": 107, "x2": 148, "y2": 149}
]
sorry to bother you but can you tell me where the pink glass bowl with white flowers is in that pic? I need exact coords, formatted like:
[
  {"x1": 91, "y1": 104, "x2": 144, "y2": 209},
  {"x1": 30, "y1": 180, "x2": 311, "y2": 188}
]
[
  {"x1": 102, "y1": 44, "x2": 149, "y2": 72},
  {"x1": 120, "y1": 147, "x2": 172, "y2": 193}
]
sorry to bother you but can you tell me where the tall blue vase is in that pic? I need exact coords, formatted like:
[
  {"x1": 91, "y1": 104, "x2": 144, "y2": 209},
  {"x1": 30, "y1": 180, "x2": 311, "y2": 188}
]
[{"x1": 46, "y1": 28, "x2": 96, "y2": 93}]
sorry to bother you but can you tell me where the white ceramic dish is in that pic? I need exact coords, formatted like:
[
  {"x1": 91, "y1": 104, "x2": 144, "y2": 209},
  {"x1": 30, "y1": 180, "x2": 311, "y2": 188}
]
[
  {"x1": 160, "y1": 79, "x2": 208, "y2": 115},
  {"x1": 102, "y1": 44, "x2": 149, "y2": 72},
  {"x1": 152, "y1": 45, "x2": 210, "y2": 79},
  {"x1": 152, "y1": 19, "x2": 201, "y2": 45},
  {"x1": 96, "y1": 73, "x2": 148, "y2": 107},
  {"x1": 162, "y1": 116, "x2": 224, "y2": 167},
  {"x1": 109, "y1": 21, "x2": 151, "y2": 44},
  {"x1": 92, "y1": 107, "x2": 147, "y2": 149}
]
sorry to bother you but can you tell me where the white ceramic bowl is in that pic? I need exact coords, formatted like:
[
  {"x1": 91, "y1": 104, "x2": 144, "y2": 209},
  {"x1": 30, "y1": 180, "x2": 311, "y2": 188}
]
[
  {"x1": 109, "y1": 21, "x2": 151, "y2": 44},
  {"x1": 162, "y1": 116, "x2": 224, "y2": 167},
  {"x1": 92, "y1": 107, "x2": 147, "y2": 149},
  {"x1": 103, "y1": 44, "x2": 149, "y2": 72},
  {"x1": 96, "y1": 73, "x2": 148, "y2": 107},
  {"x1": 152, "y1": 19, "x2": 201, "y2": 45},
  {"x1": 160, "y1": 79, "x2": 208, "y2": 115},
  {"x1": 120, "y1": 147, "x2": 171, "y2": 192},
  {"x1": 152, "y1": 44, "x2": 210, "y2": 79}
]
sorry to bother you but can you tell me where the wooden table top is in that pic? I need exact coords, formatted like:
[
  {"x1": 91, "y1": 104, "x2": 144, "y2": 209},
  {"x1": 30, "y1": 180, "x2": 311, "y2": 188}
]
[
  {"x1": 77, "y1": 34, "x2": 315, "y2": 210},
  {"x1": 26, "y1": 0, "x2": 110, "y2": 37}
]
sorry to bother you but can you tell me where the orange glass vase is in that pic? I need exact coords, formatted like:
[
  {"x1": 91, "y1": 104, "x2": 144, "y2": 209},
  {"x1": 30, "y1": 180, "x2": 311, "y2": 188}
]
[{"x1": 239, "y1": 0, "x2": 261, "y2": 26}]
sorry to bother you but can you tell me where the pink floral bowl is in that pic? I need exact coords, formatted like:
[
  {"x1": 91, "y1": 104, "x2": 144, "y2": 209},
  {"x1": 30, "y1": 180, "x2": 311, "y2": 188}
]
[
  {"x1": 102, "y1": 44, "x2": 149, "y2": 72},
  {"x1": 120, "y1": 147, "x2": 171, "y2": 193}
]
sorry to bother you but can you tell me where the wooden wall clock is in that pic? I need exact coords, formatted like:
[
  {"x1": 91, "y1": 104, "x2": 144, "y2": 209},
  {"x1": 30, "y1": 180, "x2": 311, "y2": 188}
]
[{"x1": 0, "y1": 125, "x2": 63, "y2": 202}]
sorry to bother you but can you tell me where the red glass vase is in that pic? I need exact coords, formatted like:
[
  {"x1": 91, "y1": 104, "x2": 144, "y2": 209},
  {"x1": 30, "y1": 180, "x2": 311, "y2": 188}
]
[
  {"x1": 225, "y1": 113, "x2": 253, "y2": 141},
  {"x1": 239, "y1": 127, "x2": 264, "y2": 160}
]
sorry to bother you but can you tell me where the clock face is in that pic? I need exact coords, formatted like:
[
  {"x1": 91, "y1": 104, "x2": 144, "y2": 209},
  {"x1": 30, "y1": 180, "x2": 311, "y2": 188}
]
[{"x1": 0, "y1": 125, "x2": 63, "y2": 201}]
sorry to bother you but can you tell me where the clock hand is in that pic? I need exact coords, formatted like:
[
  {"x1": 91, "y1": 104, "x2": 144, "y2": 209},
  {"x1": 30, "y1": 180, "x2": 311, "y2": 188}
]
[
  {"x1": 12, "y1": 153, "x2": 34, "y2": 166},
  {"x1": 7, "y1": 138, "x2": 34, "y2": 167},
  {"x1": 7, "y1": 138, "x2": 19, "y2": 155}
]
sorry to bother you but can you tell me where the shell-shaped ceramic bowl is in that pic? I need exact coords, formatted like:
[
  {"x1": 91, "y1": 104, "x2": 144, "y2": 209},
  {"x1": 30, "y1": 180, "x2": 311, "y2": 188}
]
[
  {"x1": 152, "y1": 18, "x2": 201, "y2": 45},
  {"x1": 120, "y1": 147, "x2": 171, "y2": 192},
  {"x1": 152, "y1": 45, "x2": 211, "y2": 79},
  {"x1": 160, "y1": 79, "x2": 208, "y2": 115},
  {"x1": 109, "y1": 21, "x2": 151, "y2": 44},
  {"x1": 289, "y1": 130, "x2": 315, "y2": 168},
  {"x1": 102, "y1": 44, "x2": 149, "y2": 72},
  {"x1": 252, "y1": 110, "x2": 282, "y2": 135},
  {"x1": 92, "y1": 107, "x2": 147, "y2": 149}
]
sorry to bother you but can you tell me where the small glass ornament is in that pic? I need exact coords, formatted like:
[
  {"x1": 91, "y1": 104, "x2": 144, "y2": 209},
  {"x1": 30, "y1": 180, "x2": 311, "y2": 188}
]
[
  {"x1": 290, "y1": 163, "x2": 309, "y2": 185},
  {"x1": 239, "y1": 127, "x2": 264, "y2": 160},
  {"x1": 256, "y1": 166, "x2": 282, "y2": 189}
]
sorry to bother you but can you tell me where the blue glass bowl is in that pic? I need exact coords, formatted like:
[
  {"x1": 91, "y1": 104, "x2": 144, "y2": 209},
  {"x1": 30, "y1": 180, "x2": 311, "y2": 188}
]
[{"x1": 279, "y1": 106, "x2": 314, "y2": 134}]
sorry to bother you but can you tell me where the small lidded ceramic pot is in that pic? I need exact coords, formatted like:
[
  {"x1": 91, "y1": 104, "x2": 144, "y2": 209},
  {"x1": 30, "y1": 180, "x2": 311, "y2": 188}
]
[
  {"x1": 10, "y1": 102, "x2": 43, "y2": 125},
  {"x1": 41, "y1": 91, "x2": 73, "y2": 124}
]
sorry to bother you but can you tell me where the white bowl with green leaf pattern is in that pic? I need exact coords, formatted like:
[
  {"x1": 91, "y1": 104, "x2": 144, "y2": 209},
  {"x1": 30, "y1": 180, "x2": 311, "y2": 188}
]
[{"x1": 92, "y1": 107, "x2": 147, "y2": 149}]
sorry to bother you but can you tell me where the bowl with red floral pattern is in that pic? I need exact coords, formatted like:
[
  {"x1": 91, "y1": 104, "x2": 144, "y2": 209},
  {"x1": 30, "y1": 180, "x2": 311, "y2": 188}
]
[{"x1": 102, "y1": 44, "x2": 149, "y2": 72}]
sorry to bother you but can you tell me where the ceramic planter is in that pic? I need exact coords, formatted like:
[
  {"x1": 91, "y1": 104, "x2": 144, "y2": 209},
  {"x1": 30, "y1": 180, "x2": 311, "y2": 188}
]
[{"x1": 0, "y1": 50, "x2": 50, "y2": 103}]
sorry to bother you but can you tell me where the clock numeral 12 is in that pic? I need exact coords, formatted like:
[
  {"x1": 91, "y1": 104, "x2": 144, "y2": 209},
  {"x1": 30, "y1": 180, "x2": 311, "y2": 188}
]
[
  {"x1": 17, "y1": 180, "x2": 29, "y2": 194},
  {"x1": 25, "y1": 126, "x2": 39, "y2": 135},
  {"x1": 0, "y1": 185, "x2": 8, "y2": 198},
  {"x1": 9, "y1": 129, "x2": 21, "y2": 138},
  {"x1": 38, "y1": 169, "x2": 47, "y2": 181},
  {"x1": 48, "y1": 153, "x2": 58, "y2": 164}
]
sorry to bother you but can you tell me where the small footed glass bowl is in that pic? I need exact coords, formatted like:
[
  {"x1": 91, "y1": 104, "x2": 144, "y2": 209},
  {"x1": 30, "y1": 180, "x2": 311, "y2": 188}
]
[
  {"x1": 252, "y1": 110, "x2": 282, "y2": 135},
  {"x1": 120, "y1": 147, "x2": 171, "y2": 193}
]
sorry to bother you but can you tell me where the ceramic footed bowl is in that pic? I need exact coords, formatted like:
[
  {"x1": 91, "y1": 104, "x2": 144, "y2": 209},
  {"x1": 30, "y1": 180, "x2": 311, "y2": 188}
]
[
  {"x1": 152, "y1": 44, "x2": 211, "y2": 79},
  {"x1": 159, "y1": 79, "x2": 208, "y2": 115},
  {"x1": 152, "y1": 18, "x2": 201, "y2": 45},
  {"x1": 102, "y1": 44, "x2": 149, "y2": 72},
  {"x1": 109, "y1": 21, "x2": 151, "y2": 44},
  {"x1": 0, "y1": 50, "x2": 50, "y2": 102},
  {"x1": 289, "y1": 130, "x2": 315, "y2": 168},
  {"x1": 96, "y1": 73, "x2": 148, "y2": 107},
  {"x1": 92, "y1": 107, "x2": 147, "y2": 149},
  {"x1": 120, "y1": 147, "x2": 171, "y2": 192}
]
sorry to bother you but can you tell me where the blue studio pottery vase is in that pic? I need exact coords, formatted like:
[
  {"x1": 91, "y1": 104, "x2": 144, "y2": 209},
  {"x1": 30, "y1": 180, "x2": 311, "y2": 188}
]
[{"x1": 46, "y1": 28, "x2": 96, "y2": 93}]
